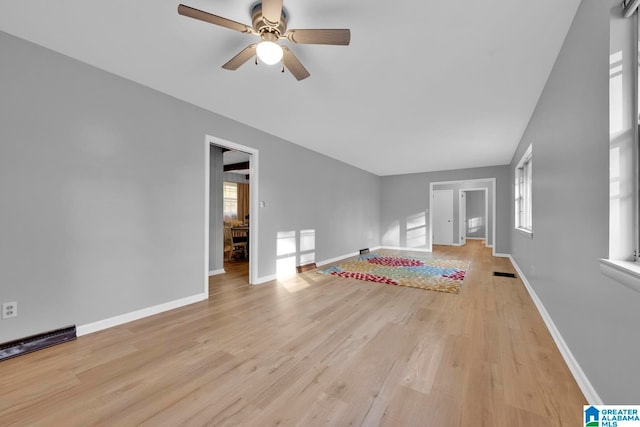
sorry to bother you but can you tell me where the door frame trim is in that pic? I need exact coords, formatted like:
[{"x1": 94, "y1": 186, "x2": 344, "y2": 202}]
[{"x1": 205, "y1": 135, "x2": 259, "y2": 292}]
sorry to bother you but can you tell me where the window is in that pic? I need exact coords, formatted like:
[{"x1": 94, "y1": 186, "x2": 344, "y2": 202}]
[
  {"x1": 515, "y1": 144, "x2": 533, "y2": 233},
  {"x1": 599, "y1": 6, "x2": 640, "y2": 295},
  {"x1": 608, "y1": 8, "x2": 639, "y2": 263},
  {"x1": 223, "y1": 182, "x2": 238, "y2": 219}
]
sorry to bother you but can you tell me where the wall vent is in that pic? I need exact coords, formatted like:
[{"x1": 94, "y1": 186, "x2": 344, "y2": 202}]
[
  {"x1": 0, "y1": 325, "x2": 76, "y2": 362},
  {"x1": 359, "y1": 248, "x2": 370, "y2": 255}
]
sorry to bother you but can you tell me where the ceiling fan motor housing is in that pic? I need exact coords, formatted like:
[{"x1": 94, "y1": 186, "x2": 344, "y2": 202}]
[{"x1": 251, "y1": 2, "x2": 288, "y2": 37}]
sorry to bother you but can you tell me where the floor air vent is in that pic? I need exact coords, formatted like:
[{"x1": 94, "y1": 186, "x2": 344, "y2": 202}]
[
  {"x1": 493, "y1": 272, "x2": 517, "y2": 278},
  {"x1": 359, "y1": 248, "x2": 370, "y2": 255},
  {"x1": 0, "y1": 325, "x2": 76, "y2": 362}
]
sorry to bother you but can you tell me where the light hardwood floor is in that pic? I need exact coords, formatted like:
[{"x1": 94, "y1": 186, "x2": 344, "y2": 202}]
[{"x1": 0, "y1": 241, "x2": 585, "y2": 426}]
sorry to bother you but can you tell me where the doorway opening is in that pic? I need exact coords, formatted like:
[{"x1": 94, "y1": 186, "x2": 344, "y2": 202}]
[
  {"x1": 222, "y1": 150, "x2": 250, "y2": 273},
  {"x1": 460, "y1": 188, "x2": 489, "y2": 246},
  {"x1": 204, "y1": 135, "x2": 259, "y2": 295},
  {"x1": 429, "y1": 178, "x2": 496, "y2": 255}
]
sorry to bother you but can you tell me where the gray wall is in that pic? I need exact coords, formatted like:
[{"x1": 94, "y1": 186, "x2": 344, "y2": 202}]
[
  {"x1": 509, "y1": 0, "x2": 640, "y2": 402},
  {"x1": 209, "y1": 146, "x2": 224, "y2": 272},
  {"x1": 465, "y1": 190, "x2": 486, "y2": 238},
  {"x1": 380, "y1": 165, "x2": 510, "y2": 254},
  {"x1": 0, "y1": 31, "x2": 381, "y2": 343},
  {"x1": 260, "y1": 141, "x2": 380, "y2": 271},
  {"x1": 433, "y1": 179, "x2": 494, "y2": 247}
]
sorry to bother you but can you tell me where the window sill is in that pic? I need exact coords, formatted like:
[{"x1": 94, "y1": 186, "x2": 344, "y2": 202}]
[
  {"x1": 599, "y1": 259, "x2": 640, "y2": 294},
  {"x1": 515, "y1": 228, "x2": 533, "y2": 239}
]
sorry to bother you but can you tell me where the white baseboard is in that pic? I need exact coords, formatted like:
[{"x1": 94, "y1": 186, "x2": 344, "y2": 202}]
[
  {"x1": 316, "y1": 246, "x2": 434, "y2": 269},
  {"x1": 493, "y1": 252, "x2": 510, "y2": 258},
  {"x1": 253, "y1": 274, "x2": 277, "y2": 285},
  {"x1": 508, "y1": 256, "x2": 602, "y2": 405},
  {"x1": 208, "y1": 268, "x2": 225, "y2": 276},
  {"x1": 252, "y1": 252, "x2": 369, "y2": 283},
  {"x1": 375, "y1": 246, "x2": 432, "y2": 253},
  {"x1": 77, "y1": 293, "x2": 207, "y2": 337},
  {"x1": 316, "y1": 251, "x2": 360, "y2": 267}
]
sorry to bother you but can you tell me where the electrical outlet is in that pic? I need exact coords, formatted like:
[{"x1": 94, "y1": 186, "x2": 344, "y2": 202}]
[{"x1": 2, "y1": 302, "x2": 17, "y2": 319}]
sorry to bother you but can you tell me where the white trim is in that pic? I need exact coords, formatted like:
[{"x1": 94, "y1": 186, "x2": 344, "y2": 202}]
[
  {"x1": 600, "y1": 258, "x2": 640, "y2": 294},
  {"x1": 509, "y1": 256, "x2": 603, "y2": 405},
  {"x1": 314, "y1": 246, "x2": 433, "y2": 269},
  {"x1": 253, "y1": 274, "x2": 277, "y2": 285},
  {"x1": 466, "y1": 237, "x2": 485, "y2": 240},
  {"x1": 459, "y1": 190, "x2": 466, "y2": 245},
  {"x1": 255, "y1": 249, "x2": 405, "y2": 284},
  {"x1": 316, "y1": 251, "x2": 360, "y2": 267},
  {"x1": 209, "y1": 269, "x2": 225, "y2": 276},
  {"x1": 77, "y1": 293, "x2": 207, "y2": 336},
  {"x1": 206, "y1": 135, "x2": 260, "y2": 285},
  {"x1": 514, "y1": 144, "x2": 533, "y2": 232},
  {"x1": 493, "y1": 252, "x2": 510, "y2": 258},
  {"x1": 204, "y1": 140, "x2": 210, "y2": 297},
  {"x1": 376, "y1": 246, "x2": 432, "y2": 253}
]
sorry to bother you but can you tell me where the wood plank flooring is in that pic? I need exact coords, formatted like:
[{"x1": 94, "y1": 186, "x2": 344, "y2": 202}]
[{"x1": 0, "y1": 241, "x2": 586, "y2": 426}]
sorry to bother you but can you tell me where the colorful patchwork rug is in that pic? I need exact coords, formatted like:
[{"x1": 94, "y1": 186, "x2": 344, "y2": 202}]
[{"x1": 317, "y1": 253, "x2": 469, "y2": 294}]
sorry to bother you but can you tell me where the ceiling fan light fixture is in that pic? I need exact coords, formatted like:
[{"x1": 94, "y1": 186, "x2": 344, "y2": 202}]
[
  {"x1": 256, "y1": 40, "x2": 283, "y2": 65},
  {"x1": 178, "y1": 1, "x2": 349, "y2": 80}
]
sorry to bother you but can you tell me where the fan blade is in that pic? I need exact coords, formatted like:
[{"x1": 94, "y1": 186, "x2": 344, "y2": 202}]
[
  {"x1": 262, "y1": 0, "x2": 283, "y2": 25},
  {"x1": 285, "y1": 29, "x2": 350, "y2": 45},
  {"x1": 282, "y1": 47, "x2": 310, "y2": 81},
  {"x1": 222, "y1": 44, "x2": 257, "y2": 70},
  {"x1": 178, "y1": 4, "x2": 253, "y2": 34}
]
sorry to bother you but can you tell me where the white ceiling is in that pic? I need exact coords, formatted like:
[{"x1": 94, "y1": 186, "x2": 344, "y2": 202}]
[{"x1": 0, "y1": 0, "x2": 581, "y2": 176}]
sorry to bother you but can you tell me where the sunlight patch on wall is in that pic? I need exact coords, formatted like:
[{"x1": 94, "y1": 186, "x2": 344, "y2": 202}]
[
  {"x1": 406, "y1": 212, "x2": 426, "y2": 248},
  {"x1": 468, "y1": 216, "x2": 483, "y2": 233},
  {"x1": 276, "y1": 230, "x2": 297, "y2": 278},
  {"x1": 299, "y1": 229, "x2": 316, "y2": 265}
]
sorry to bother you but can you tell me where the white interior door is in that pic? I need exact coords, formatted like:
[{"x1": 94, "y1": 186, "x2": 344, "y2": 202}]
[{"x1": 432, "y1": 189, "x2": 454, "y2": 245}]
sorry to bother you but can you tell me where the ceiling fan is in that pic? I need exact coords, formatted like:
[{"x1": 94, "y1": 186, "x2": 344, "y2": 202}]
[{"x1": 178, "y1": 0, "x2": 350, "y2": 80}]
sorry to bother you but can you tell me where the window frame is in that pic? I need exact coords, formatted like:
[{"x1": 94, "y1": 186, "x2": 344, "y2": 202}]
[
  {"x1": 635, "y1": 14, "x2": 640, "y2": 265},
  {"x1": 514, "y1": 144, "x2": 533, "y2": 235},
  {"x1": 223, "y1": 181, "x2": 238, "y2": 220}
]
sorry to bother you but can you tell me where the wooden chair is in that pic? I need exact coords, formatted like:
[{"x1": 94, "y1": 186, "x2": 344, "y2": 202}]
[
  {"x1": 231, "y1": 228, "x2": 248, "y2": 259},
  {"x1": 223, "y1": 226, "x2": 234, "y2": 261}
]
